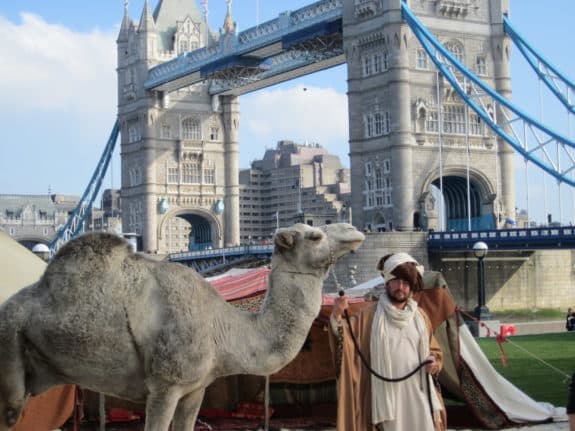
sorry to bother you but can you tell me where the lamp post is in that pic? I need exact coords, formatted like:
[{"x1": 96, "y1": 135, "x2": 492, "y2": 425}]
[{"x1": 472, "y1": 241, "x2": 490, "y2": 321}]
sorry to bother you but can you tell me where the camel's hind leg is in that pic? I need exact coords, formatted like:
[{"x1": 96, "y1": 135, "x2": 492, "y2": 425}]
[
  {"x1": 0, "y1": 333, "x2": 27, "y2": 430},
  {"x1": 171, "y1": 388, "x2": 206, "y2": 431},
  {"x1": 143, "y1": 386, "x2": 181, "y2": 431}
]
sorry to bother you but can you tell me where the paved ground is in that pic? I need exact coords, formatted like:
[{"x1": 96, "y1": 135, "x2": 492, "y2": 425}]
[{"x1": 63, "y1": 421, "x2": 570, "y2": 430}]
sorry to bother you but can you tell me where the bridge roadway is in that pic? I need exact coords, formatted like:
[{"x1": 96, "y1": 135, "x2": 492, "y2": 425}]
[
  {"x1": 168, "y1": 226, "x2": 575, "y2": 274},
  {"x1": 145, "y1": 0, "x2": 344, "y2": 95}
]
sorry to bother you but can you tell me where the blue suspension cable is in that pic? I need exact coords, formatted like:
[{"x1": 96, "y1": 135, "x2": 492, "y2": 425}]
[
  {"x1": 401, "y1": 1, "x2": 575, "y2": 188},
  {"x1": 49, "y1": 120, "x2": 121, "y2": 255}
]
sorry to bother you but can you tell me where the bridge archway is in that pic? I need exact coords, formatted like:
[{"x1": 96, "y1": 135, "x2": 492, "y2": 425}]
[
  {"x1": 158, "y1": 209, "x2": 222, "y2": 254},
  {"x1": 420, "y1": 168, "x2": 496, "y2": 231}
]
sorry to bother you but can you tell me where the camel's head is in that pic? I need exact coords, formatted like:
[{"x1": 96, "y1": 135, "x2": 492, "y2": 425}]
[{"x1": 272, "y1": 223, "x2": 364, "y2": 277}]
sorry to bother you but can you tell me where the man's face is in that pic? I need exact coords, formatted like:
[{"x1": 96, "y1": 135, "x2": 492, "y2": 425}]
[{"x1": 386, "y1": 278, "x2": 412, "y2": 304}]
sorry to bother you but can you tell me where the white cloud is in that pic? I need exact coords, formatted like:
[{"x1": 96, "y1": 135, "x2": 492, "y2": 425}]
[
  {"x1": 0, "y1": 13, "x2": 116, "y2": 114},
  {"x1": 240, "y1": 84, "x2": 349, "y2": 167}
]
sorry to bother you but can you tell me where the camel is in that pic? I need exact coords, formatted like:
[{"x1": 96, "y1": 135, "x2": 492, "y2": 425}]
[{"x1": 0, "y1": 222, "x2": 364, "y2": 431}]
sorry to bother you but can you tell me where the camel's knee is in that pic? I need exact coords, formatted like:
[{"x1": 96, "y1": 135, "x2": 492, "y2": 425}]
[{"x1": 0, "y1": 402, "x2": 24, "y2": 431}]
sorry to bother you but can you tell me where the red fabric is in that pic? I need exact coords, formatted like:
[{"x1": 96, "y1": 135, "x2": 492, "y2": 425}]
[
  {"x1": 13, "y1": 385, "x2": 76, "y2": 431},
  {"x1": 210, "y1": 267, "x2": 270, "y2": 300}
]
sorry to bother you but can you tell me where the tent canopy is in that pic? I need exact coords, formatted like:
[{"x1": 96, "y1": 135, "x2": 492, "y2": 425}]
[{"x1": 0, "y1": 231, "x2": 46, "y2": 303}]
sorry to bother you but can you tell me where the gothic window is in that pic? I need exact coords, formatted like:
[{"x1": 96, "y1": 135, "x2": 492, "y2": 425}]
[
  {"x1": 365, "y1": 193, "x2": 375, "y2": 208},
  {"x1": 376, "y1": 196, "x2": 384, "y2": 207},
  {"x1": 179, "y1": 40, "x2": 188, "y2": 54},
  {"x1": 385, "y1": 177, "x2": 392, "y2": 188},
  {"x1": 365, "y1": 161, "x2": 373, "y2": 176},
  {"x1": 382, "y1": 50, "x2": 389, "y2": 71},
  {"x1": 210, "y1": 126, "x2": 219, "y2": 140},
  {"x1": 161, "y1": 123, "x2": 171, "y2": 139},
  {"x1": 127, "y1": 120, "x2": 140, "y2": 143},
  {"x1": 373, "y1": 53, "x2": 382, "y2": 73},
  {"x1": 445, "y1": 40, "x2": 464, "y2": 65},
  {"x1": 182, "y1": 117, "x2": 201, "y2": 140},
  {"x1": 365, "y1": 110, "x2": 390, "y2": 138},
  {"x1": 375, "y1": 169, "x2": 383, "y2": 189},
  {"x1": 182, "y1": 162, "x2": 201, "y2": 183},
  {"x1": 190, "y1": 41, "x2": 199, "y2": 50},
  {"x1": 383, "y1": 159, "x2": 391, "y2": 174},
  {"x1": 366, "y1": 178, "x2": 374, "y2": 191},
  {"x1": 426, "y1": 105, "x2": 479, "y2": 135},
  {"x1": 426, "y1": 111, "x2": 439, "y2": 132},
  {"x1": 443, "y1": 105, "x2": 466, "y2": 134},
  {"x1": 470, "y1": 112, "x2": 483, "y2": 135},
  {"x1": 129, "y1": 166, "x2": 142, "y2": 186},
  {"x1": 416, "y1": 48, "x2": 428, "y2": 70},
  {"x1": 204, "y1": 161, "x2": 215, "y2": 184},
  {"x1": 168, "y1": 167, "x2": 179, "y2": 183},
  {"x1": 363, "y1": 56, "x2": 373, "y2": 77},
  {"x1": 384, "y1": 191, "x2": 392, "y2": 206},
  {"x1": 476, "y1": 56, "x2": 487, "y2": 76},
  {"x1": 374, "y1": 112, "x2": 383, "y2": 135},
  {"x1": 365, "y1": 114, "x2": 374, "y2": 137}
]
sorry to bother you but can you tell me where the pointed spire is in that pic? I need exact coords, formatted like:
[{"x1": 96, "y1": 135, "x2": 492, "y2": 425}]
[
  {"x1": 138, "y1": 0, "x2": 156, "y2": 33},
  {"x1": 223, "y1": 0, "x2": 235, "y2": 34},
  {"x1": 118, "y1": 0, "x2": 132, "y2": 41}
]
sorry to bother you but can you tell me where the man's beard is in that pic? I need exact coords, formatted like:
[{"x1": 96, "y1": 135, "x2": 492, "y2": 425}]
[{"x1": 386, "y1": 288, "x2": 410, "y2": 305}]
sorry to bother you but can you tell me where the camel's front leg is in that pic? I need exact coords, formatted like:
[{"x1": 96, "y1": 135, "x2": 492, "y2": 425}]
[
  {"x1": 143, "y1": 386, "x2": 181, "y2": 431},
  {"x1": 171, "y1": 387, "x2": 206, "y2": 431}
]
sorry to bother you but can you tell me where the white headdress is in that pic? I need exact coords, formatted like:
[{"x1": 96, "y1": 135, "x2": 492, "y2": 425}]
[{"x1": 380, "y1": 252, "x2": 424, "y2": 283}]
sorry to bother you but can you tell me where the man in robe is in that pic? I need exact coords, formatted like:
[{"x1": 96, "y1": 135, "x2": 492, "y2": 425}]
[{"x1": 330, "y1": 252, "x2": 446, "y2": 431}]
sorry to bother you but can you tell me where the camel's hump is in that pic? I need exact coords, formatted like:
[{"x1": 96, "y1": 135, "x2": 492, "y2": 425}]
[{"x1": 53, "y1": 232, "x2": 132, "y2": 261}]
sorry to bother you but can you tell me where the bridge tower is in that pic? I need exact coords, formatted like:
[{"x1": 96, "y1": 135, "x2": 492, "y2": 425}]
[
  {"x1": 116, "y1": 0, "x2": 240, "y2": 254},
  {"x1": 343, "y1": 0, "x2": 515, "y2": 232}
]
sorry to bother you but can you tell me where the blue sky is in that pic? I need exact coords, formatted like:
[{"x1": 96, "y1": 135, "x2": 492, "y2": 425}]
[{"x1": 0, "y1": 1, "x2": 573, "y2": 224}]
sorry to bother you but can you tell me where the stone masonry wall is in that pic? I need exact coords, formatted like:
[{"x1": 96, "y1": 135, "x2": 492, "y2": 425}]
[{"x1": 329, "y1": 232, "x2": 575, "y2": 311}]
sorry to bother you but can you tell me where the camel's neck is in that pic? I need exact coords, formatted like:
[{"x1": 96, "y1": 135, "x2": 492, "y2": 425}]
[{"x1": 218, "y1": 268, "x2": 324, "y2": 376}]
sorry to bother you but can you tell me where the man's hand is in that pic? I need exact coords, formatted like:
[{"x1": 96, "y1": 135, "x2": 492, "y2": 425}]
[
  {"x1": 332, "y1": 295, "x2": 349, "y2": 322},
  {"x1": 425, "y1": 354, "x2": 439, "y2": 375}
]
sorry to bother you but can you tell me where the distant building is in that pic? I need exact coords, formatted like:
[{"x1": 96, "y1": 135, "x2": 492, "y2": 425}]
[
  {"x1": 0, "y1": 190, "x2": 123, "y2": 249},
  {"x1": 0, "y1": 194, "x2": 78, "y2": 249},
  {"x1": 239, "y1": 140, "x2": 351, "y2": 243}
]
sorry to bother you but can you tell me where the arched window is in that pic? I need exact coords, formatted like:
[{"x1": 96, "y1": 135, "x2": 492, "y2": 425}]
[
  {"x1": 179, "y1": 40, "x2": 188, "y2": 54},
  {"x1": 182, "y1": 117, "x2": 201, "y2": 140},
  {"x1": 445, "y1": 40, "x2": 464, "y2": 64}
]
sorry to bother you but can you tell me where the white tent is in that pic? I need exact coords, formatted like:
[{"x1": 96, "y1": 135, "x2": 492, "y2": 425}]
[{"x1": 0, "y1": 231, "x2": 46, "y2": 303}]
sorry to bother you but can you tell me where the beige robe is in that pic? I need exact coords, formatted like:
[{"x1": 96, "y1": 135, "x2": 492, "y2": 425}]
[{"x1": 330, "y1": 302, "x2": 447, "y2": 431}]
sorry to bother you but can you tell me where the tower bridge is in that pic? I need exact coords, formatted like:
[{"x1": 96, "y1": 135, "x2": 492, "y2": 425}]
[
  {"x1": 114, "y1": 0, "x2": 523, "y2": 254},
  {"x1": 44, "y1": 0, "x2": 575, "y2": 286}
]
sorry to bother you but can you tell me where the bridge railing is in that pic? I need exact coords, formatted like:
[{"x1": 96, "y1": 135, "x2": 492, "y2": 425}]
[
  {"x1": 428, "y1": 226, "x2": 575, "y2": 251},
  {"x1": 169, "y1": 244, "x2": 274, "y2": 262}
]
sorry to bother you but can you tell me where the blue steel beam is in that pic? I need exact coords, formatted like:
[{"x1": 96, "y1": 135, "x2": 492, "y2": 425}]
[
  {"x1": 49, "y1": 120, "x2": 120, "y2": 256},
  {"x1": 144, "y1": 0, "x2": 343, "y2": 95},
  {"x1": 504, "y1": 16, "x2": 575, "y2": 115},
  {"x1": 402, "y1": 2, "x2": 575, "y2": 188}
]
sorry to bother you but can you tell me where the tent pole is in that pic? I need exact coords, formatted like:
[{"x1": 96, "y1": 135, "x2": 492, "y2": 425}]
[
  {"x1": 99, "y1": 393, "x2": 106, "y2": 431},
  {"x1": 264, "y1": 375, "x2": 270, "y2": 431}
]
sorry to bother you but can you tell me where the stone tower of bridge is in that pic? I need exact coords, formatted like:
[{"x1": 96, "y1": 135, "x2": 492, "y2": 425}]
[
  {"x1": 343, "y1": 0, "x2": 515, "y2": 232},
  {"x1": 116, "y1": 0, "x2": 240, "y2": 253}
]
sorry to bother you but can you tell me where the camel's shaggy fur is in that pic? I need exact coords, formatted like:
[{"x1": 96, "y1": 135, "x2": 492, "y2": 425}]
[{"x1": 0, "y1": 223, "x2": 364, "y2": 431}]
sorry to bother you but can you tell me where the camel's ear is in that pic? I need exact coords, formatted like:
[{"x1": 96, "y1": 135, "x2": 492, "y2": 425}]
[
  {"x1": 307, "y1": 230, "x2": 324, "y2": 241},
  {"x1": 275, "y1": 230, "x2": 295, "y2": 251}
]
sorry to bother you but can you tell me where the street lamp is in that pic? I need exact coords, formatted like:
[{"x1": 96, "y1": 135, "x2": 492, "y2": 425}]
[
  {"x1": 472, "y1": 241, "x2": 490, "y2": 321},
  {"x1": 32, "y1": 243, "x2": 50, "y2": 262}
]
